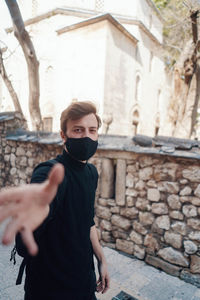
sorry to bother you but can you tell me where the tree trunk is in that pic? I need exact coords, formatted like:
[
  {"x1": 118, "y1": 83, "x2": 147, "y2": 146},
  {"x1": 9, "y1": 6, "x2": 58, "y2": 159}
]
[
  {"x1": 0, "y1": 47, "x2": 24, "y2": 116},
  {"x1": 5, "y1": 0, "x2": 43, "y2": 131},
  {"x1": 162, "y1": 10, "x2": 200, "y2": 139}
]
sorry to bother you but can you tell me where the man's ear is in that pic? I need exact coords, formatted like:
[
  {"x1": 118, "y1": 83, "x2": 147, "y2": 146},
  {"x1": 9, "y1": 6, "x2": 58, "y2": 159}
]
[{"x1": 60, "y1": 130, "x2": 67, "y2": 143}]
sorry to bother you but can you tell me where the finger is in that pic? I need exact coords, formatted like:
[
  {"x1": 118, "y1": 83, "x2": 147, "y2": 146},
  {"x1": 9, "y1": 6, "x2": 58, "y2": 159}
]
[
  {"x1": 103, "y1": 276, "x2": 110, "y2": 293},
  {"x1": 0, "y1": 204, "x2": 17, "y2": 223},
  {"x1": 42, "y1": 164, "x2": 64, "y2": 203},
  {"x1": 2, "y1": 217, "x2": 21, "y2": 245},
  {"x1": 48, "y1": 164, "x2": 64, "y2": 186},
  {"x1": 20, "y1": 227, "x2": 38, "y2": 256},
  {"x1": 101, "y1": 276, "x2": 106, "y2": 293},
  {"x1": 0, "y1": 187, "x2": 19, "y2": 204}
]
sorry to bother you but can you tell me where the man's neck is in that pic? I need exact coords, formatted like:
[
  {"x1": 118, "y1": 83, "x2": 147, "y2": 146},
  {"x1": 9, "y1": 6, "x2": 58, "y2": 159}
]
[{"x1": 64, "y1": 147, "x2": 87, "y2": 163}]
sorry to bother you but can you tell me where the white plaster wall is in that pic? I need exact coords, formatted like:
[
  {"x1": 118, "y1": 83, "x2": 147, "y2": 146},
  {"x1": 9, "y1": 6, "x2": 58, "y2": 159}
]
[
  {"x1": 120, "y1": 23, "x2": 170, "y2": 137},
  {"x1": 136, "y1": 0, "x2": 163, "y2": 43},
  {"x1": 103, "y1": 22, "x2": 137, "y2": 135},
  {"x1": 53, "y1": 20, "x2": 108, "y2": 131}
]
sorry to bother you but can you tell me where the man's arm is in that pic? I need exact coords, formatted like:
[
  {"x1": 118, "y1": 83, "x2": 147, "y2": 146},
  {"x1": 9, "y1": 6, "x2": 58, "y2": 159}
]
[
  {"x1": 90, "y1": 225, "x2": 110, "y2": 294},
  {"x1": 0, "y1": 163, "x2": 64, "y2": 255}
]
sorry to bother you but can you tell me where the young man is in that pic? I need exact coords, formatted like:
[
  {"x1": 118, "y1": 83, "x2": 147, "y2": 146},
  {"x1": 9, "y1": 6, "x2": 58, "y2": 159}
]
[{"x1": 0, "y1": 101, "x2": 110, "y2": 300}]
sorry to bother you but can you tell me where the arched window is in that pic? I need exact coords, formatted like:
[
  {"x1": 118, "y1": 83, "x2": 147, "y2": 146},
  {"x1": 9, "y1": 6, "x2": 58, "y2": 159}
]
[
  {"x1": 132, "y1": 110, "x2": 139, "y2": 135},
  {"x1": 155, "y1": 113, "x2": 160, "y2": 136}
]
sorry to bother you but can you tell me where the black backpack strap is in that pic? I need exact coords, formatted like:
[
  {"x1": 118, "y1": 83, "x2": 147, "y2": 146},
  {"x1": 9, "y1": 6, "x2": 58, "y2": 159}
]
[{"x1": 16, "y1": 257, "x2": 27, "y2": 285}]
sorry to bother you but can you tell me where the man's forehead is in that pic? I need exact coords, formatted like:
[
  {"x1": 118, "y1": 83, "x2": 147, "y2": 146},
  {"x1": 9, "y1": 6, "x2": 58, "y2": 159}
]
[{"x1": 67, "y1": 114, "x2": 98, "y2": 128}]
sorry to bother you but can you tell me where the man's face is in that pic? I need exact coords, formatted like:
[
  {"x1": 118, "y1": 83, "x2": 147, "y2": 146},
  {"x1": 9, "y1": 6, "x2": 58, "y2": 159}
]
[{"x1": 61, "y1": 113, "x2": 98, "y2": 142}]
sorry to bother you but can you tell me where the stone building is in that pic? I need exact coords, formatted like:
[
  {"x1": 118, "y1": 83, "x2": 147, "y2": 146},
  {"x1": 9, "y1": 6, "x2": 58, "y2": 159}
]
[
  {"x1": 0, "y1": 0, "x2": 170, "y2": 136},
  {"x1": 1, "y1": 112, "x2": 200, "y2": 287}
]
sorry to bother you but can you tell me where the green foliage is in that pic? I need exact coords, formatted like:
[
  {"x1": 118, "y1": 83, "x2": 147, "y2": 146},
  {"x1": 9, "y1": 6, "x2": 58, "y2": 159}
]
[
  {"x1": 153, "y1": 0, "x2": 168, "y2": 10},
  {"x1": 152, "y1": 0, "x2": 200, "y2": 67}
]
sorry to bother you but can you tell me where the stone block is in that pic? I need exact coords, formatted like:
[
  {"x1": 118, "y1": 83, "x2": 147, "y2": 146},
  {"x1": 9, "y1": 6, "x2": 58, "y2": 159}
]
[
  {"x1": 115, "y1": 159, "x2": 126, "y2": 206},
  {"x1": 130, "y1": 230, "x2": 143, "y2": 245},
  {"x1": 169, "y1": 211, "x2": 184, "y2": 220},
  {"x1": 190, "y1": 255, "x2": 200, "y2": 274},
  {"x1": 158, "y1": 247, "x2": 189, "y2": 267},
  {"x1": 126, "y1": 173, "x2": 134, "y2": 188},
  {"x1": 147, "y1": 188, "x2": 160, "y2": 202},
  {"x1": 171, "y1": 221, "x2": 187, "y2": 235},
  {"x1": 116, "y1": 239, "x2": 134, "y2": 255},
  {"x1": 96, "y1": 206, "x2": 111, "y2": 220},
  {"x1": 16, "y1": 147, "x2": 26, "y2": 156},
  {"x1": 133, "y1": 221, "x2": 147, "y2": 235},
  {"x1": 180, "y1": 186, "x2": 192, "y2": 196},
  {"x1": 189, "y1": 231, "x2": 200, "y2": 242},
  {"x1": 101, "y1": 231, "x2": 114, "y2": 243},
  {"x1": 191, "y1": 197, "x2": 200, "y2": 206},
  {"x1": 194, "y1": 184, "x2": 200, "y2": 197},
  {"x1": 167, "y1": 195, "x2": 181, "y2": 210},
  {"x1": 158, "y1": 181, "x2": 179, "y2": 194},
  {"x1": 126, "y1": 196, "x2": 134, "y2": 207},
  {"x1": 164, "y1": 232, "x2": 182, "y2": 249},
  {"x1": 152, "y1": 203, "x2": 168, "y2": 215},
  {"x1": 184, "y1": 240, "x2": 198, "y2": 255},
  {"x1": 19, "y1": 156, "x2": 27, "y2": 167},
  {"x1": 147, "y1": 180, "x2": 157, "y2": 188},
  {"x1": 146, "y1": 255, "x2": 181, "y2": 277},
  {"x1": 183, "y1": 205, "x2": 197, "y2": 218},
  {"x1": 139, "y1": 212, "x2": 155, "y2": 226},
  {"x1": 100, "y1": 220, "x2": 112, "y2": 231},
  {"x1": 98, "y1": 198, "x2": 108, "y2": 206},
  {"x1": 133, "y1": 244, "x2": 145, "y2": 259},
  {"x1": 155, "y1": 216, "x2": 170, "y2": 230},
  {"x1": 120, "y1": 207, "x2": 138, "y2": 219},
  {"x1": 136, "y1": 198, "x2": 151, "y2": 211},
  {"x1": 182, "y1": 168, "x2": 200, "y2": 182},
  {"x1": 111, "y1": 215, "x2": 131, "y2": 230},
  {"x1": 139, "y1": 167, "x2": 153, "y2": 181},
  {"x1": 135, "y1": 180, "x2": 145, "y2": 190},
  {"x1": 100, "y1": 158, "x2": 114, "y2": 198},
  {"x1": 144, "y1": 234, "x2": 159, "y2": 254},
  {"x1": 10, "y1": 167, "x2": 17, "y2": 176},
  {"x1": 10, "y1": 153, "x2": 16, "y2": 167},
  {"x1": 125, "y1": 188, "x2": 138, "y2": 197},
  {"x1": 112, "y1": 230, "x2": 128, "y2": 240},
  {"x1": 110, "y1": 206, "x2": 120, "y2": 214},
  {"x1": 187, "y1": 218, "x2": 200, "y2": 230}
]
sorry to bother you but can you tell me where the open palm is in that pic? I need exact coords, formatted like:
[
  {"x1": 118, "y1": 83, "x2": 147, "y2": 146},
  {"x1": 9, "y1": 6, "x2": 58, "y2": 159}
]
[{"x1": 0, "y1": 163, "x2": 64, "y2": 255}]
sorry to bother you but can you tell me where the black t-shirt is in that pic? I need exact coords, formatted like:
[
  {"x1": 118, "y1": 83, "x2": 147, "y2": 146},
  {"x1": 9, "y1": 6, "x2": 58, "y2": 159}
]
[{"x1": 25, "y1": 150, "x2": 98, "y2": 297}]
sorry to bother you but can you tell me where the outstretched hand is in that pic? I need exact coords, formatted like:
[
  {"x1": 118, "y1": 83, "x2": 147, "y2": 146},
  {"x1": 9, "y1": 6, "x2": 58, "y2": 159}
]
[{"x1": 0, "y1": 163, "x2": 64, "y2": 256}]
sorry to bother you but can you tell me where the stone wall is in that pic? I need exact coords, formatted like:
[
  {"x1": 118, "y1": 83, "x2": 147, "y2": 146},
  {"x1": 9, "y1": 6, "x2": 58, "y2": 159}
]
[{"x1": 1, "y1": 114, "x2": 200, "y2": 287}]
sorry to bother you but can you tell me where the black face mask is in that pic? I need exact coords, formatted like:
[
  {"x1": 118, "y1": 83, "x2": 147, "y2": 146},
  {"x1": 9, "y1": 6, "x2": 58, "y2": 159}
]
[{"x1": 65, "y1": 137, "x2": 98, "y2": 161}]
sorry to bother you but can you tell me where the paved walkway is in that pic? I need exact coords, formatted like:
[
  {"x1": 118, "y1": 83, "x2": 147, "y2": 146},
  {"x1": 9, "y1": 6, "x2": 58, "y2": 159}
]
[{"x1": 0, "y1": 223, "x2": 200, "y2": 300}]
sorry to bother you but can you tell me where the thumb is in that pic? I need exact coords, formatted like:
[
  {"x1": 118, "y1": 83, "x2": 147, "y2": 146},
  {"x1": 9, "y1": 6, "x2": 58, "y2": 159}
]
[
  {"x1": 43, "y1": 164, "x2": 64, "y2": 201},
  {"x1": 48, "y1": 163, "x2": 64, "y2": 186}
]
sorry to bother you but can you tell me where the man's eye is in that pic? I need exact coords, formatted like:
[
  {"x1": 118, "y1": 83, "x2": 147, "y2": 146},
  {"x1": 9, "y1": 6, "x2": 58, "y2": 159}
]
[{"x1": 74, "y1": 129, "x2": 82, "y2": 132}]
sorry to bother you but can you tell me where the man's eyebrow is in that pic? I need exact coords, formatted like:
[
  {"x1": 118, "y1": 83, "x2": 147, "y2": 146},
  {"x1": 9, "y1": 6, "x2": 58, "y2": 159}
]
[{"x1": 72, "y1": 125, "x2": 98, "y2": 129}]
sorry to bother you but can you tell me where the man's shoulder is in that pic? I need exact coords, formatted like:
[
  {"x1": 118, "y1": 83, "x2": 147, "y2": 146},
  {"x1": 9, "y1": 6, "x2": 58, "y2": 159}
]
[
  {"x1": 87, "y1": 163, "x2": 98, "y2": 177},
  {"x1": 31, "y1": 158, "x2": 60, "y2": 183}
]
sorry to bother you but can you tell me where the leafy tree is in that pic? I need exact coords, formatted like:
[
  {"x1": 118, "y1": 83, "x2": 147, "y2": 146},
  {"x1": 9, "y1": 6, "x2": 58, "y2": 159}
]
[{"x1": 154, "y1": 0, "x2": 200, "y2": 138}]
